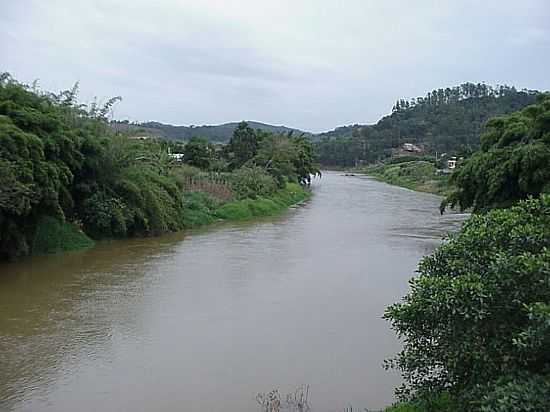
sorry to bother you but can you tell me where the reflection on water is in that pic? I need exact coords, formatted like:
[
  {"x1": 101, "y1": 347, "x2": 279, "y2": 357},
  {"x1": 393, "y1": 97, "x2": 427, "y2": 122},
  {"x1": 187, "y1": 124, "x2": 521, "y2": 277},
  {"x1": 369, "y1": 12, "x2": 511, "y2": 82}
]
[{"x1": 0, "y1": 172, "x2": 466, "y2": 412}]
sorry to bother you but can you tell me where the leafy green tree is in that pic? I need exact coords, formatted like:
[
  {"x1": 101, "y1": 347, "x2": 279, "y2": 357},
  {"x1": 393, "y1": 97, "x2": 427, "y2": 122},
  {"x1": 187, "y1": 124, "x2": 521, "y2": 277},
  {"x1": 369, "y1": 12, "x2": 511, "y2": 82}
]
[
  {"x1": 290, "y1": 135, "x2": 321, "y2": 184},
  {"x1": 226, "y1": 121, "x2": 258, "y2": 168},
  {"x1": 246, "y1": 132, "x2": 320, "y2": 187},
  {"x1": 0, "y1": 75, "x2": 84, "y2": 258},
  {"x1": 384, "y1": 196, "x2": 550, "y2": 409},
  {"x1": 442, "y1": 93, "x2": 550, "y2": 212},
  {"x1": 183, "y1": 136, "x2": 216, "y2": 170},
  {"x1": 0, "y1": 74, "x2": 190, "y2": 257}
]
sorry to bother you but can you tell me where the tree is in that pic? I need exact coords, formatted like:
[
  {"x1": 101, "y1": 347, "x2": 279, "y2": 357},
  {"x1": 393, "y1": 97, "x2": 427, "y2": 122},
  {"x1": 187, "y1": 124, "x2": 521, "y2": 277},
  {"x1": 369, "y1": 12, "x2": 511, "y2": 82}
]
[
  {"x1": 442, "y1": 93, "x2": 550, "y2": 212},
  {"x1": 314, "y1": 83, "x2": 539, "y2": 167},
  {"x1": 183, "y1": 136, "x2": 215, "y2": 170},
  {"x1": 226, "y1": 121, "x2": 258, "y2": 168},
  {"x1": 384, "y1": 196, "x2": 550, "y2": 410}
]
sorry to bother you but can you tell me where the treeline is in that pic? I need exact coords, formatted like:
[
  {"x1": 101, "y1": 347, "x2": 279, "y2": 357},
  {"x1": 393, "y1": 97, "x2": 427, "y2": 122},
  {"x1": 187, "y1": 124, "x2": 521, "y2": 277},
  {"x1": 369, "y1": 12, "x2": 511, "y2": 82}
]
[
  {"x1": 315, "y1": 82, "x2": 539, "y2": 166},
  {"x1": 111, "y1": 120, "x2": 307, "y2": 143},
  {"x1": 0, "y1": 74, "x2": 319, "y2": 260},
  {"x1": 384, "y1": 94, "x2": 550, "y2": 412}
]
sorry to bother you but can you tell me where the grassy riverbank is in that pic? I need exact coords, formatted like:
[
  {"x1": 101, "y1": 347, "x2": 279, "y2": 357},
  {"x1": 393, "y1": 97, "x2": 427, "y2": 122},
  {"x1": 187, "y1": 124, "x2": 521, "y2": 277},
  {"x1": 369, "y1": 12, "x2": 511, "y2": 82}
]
[
  {"x1": 362, "y1": 160, "x2": 452, "y2": 196},
  {"x1": 28, "y1": 183, "x2": 311, "y2": 256},
  {"x1": 181, "y1": 182, "x2": 311, "y2": 228}
]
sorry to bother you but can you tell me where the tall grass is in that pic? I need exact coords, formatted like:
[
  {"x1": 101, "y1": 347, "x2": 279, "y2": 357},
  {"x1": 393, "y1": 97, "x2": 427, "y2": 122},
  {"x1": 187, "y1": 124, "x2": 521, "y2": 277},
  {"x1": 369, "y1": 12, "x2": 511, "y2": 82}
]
[{"x1": 215, "y1": 183, "x2": 310, "y2": 220}]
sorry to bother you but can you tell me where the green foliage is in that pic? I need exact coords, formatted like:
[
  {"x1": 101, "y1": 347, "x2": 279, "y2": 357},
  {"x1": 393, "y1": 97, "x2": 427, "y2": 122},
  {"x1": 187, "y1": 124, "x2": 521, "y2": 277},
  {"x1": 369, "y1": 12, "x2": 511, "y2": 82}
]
[
  {"x1": 81, "y1": 193, "x2": 127, "y2": 237},
  {"x1": 365, "y1": 161, "x2": 450, "y2": 195},
  {"x1": 32, "y1": 215, "x2": 94, "y2": 255},
  {"x1": 0, "y1": 75, "x2": 189, "y2": 258},
  {"x1": 315, "y1": 83, "x2": 538, "y2": 167},
  {"x1": 230, "y1": 166, "x2": 277, "y2": 199},
  {"x1": 183, "y1": 136, "x2": 216, "y2": 169},
  {"x1": 384, "y1": 196, "x2": 550, "y2": 409},
  {"x1": 0, "y1": 74, "x2": 314, "y2": 260},
  {"x1": 0, "y1": 75, "x2": 87, "y2": 258},
  {"x1": 478, "y1": 373, "x2": 550, "y2": 412},
  {"x1": 247, "y1": 132, "x2": 320, "y2": 187},
  {"x1": 215, "y1": 183, "x2": 310, "y2": 220},
  {"x1": 226, "y1": 121, "x2": 259, "y2": 168},
  {"x1": 181, "y1": 191, "x2": 218, "y2": 228},
  {"x1": 442, "y1": 93, "x2": 550, "y2": 212}
]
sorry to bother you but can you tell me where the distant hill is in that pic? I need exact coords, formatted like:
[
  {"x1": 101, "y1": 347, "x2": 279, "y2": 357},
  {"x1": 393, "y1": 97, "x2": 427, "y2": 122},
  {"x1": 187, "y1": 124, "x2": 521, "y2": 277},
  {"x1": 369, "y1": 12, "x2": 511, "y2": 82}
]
[
  {"x1": 112, "y1": 120, "x2": 310, "y2": 143},
  {"x1": 314, "y1": 83, "x2": 540, "y2": 166}
]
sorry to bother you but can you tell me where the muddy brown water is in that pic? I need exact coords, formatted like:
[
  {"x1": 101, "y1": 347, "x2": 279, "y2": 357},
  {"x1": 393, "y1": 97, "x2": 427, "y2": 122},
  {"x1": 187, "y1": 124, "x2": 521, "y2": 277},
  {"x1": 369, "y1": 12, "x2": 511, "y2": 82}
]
[{"x1": 0, "y1": 172, "x2": 466, "y2": 412}]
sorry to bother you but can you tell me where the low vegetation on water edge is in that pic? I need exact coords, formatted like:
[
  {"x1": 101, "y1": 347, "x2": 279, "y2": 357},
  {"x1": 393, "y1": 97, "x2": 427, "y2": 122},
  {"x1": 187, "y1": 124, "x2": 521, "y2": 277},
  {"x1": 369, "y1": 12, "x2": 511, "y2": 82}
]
[
  {"x1": 0, "y1": 74, "x2": 319, "y2": 260},
  {"x1": 31, "y1": 216, "x2": 95, "y2": 255},
  {"x1": 180, "y1": 183, "x2": 310, "y2": 228},
  {"x1": 362, "y1": 159, "x2": 451, "y2": 196}
]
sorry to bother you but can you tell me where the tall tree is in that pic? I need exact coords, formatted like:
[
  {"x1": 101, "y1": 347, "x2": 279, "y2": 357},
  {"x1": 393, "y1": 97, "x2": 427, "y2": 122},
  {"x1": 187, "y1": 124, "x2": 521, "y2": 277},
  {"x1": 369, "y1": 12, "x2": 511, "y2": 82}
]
[
  {"x1": 441, "y1": 93, "x2": 550, "y2": 212},
  {"x1": 226, "y1": 121, "x2": 258, "y2": 169}
]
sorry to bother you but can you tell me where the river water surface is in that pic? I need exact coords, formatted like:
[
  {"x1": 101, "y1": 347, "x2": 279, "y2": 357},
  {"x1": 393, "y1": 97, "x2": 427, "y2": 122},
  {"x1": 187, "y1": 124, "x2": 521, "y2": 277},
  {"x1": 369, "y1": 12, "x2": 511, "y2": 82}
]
[{"x1": 0, "y1": 172, "x2": 465, "y2": 412}]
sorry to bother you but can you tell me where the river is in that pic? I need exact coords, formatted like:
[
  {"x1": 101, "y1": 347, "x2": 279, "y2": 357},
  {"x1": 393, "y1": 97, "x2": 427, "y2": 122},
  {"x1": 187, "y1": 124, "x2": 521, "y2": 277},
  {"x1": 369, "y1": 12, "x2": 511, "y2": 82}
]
[{"x1": 0, "y1": 172, "x2": 465, "y2": 412}]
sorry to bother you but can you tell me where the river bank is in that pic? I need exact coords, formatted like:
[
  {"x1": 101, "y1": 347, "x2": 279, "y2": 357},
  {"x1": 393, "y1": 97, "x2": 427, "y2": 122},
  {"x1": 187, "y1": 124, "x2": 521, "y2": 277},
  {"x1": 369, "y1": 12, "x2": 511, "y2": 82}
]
[
  {"x1": 357, "y1": 160, "x2": 452, "y2": 196},
  {"x1": 28, "y1": 183, "x2": 311, "y2": 258}
]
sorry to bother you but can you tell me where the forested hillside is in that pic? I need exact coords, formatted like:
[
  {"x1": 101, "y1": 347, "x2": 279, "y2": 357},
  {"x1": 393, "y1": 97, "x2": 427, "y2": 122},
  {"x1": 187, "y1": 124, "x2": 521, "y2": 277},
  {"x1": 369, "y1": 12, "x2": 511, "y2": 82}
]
[
  {"x1": 112, "y1": 120, "x2": 309, "y2": 143},
  {"x1": 315, "y1": 83, "x2": 539, "y2": 166}
]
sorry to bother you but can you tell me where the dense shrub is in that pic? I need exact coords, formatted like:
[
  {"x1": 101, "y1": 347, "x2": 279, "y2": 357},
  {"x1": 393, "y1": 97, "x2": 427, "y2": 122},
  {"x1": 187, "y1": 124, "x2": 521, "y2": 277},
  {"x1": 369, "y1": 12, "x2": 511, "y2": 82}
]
[
  {"x1": 442, "y1": 93, "x2": 550, "y2": 212},
  {"x1": 230, "y1": 166, "x2": 277, "y2": 200},
  {"x1": 181, "y1": 192, "x2": 219, "y2": 228},
  {"x1": 384, "y1": 195, "x2": 550, "y2": 409},
  {"x1": 475, "y1": 373, "x2": 550, "y2": 412},
  {"x1": 32, "y1": 215, "x2": 94, "y2": 254},
  {"x1": 215, "y1": 183, "x2": 310, "y2": 220}
]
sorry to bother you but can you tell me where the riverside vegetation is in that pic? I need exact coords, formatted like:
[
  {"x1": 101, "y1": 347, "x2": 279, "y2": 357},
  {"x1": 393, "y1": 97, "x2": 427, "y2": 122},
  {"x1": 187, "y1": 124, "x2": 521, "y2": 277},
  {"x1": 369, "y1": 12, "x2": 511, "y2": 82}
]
[
  {"x1": 1, "y1": 71, "x2": 549, "y2": 412},
  {"x1": 382, "y1": 93, "x2": 550, "y2": 412},
  {"x1": 0, "y1": 74, "x2": 319, "y2": 260}
]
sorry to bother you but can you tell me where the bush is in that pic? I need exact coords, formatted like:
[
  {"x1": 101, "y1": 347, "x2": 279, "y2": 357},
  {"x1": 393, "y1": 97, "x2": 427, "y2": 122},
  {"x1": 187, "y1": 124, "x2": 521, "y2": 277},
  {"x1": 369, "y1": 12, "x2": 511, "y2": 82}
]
[
  {"x1": 32, "y1": 215, "x2": 94, "y2": 254},
  {"x1": 81, "y1": 192, "x2": 128, "y2": 238},
  {"x1": 181, "y1": 191, "x2": 219, "y2": 228},
  {"x1": 384, "y1": 195, "x2": 550, "y2": 408},
  {"x1": 215, "y1": 183, "x2": 310, "y2": 220},
  {"x1": 230, "y1": 166, "x2": 277, "y2": 200},
  {"x1": 479, "y1": 373, "x2": 550, "y2": 412}
]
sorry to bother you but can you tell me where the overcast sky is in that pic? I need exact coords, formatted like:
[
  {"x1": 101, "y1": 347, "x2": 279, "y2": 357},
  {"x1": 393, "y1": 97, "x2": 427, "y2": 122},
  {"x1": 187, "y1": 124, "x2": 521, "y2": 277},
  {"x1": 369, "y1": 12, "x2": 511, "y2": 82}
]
[{"x1": 2, "y1": 0, "x2": 549, "y2": 132}]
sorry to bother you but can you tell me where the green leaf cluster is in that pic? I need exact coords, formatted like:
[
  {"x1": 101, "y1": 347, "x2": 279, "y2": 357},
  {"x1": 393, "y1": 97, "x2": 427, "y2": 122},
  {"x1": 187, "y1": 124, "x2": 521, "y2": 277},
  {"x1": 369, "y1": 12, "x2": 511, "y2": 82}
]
[
  {"x1": 442, "y1": 93, "x2": 550, "y2": 212},
  {"x1": 384, "y1": 195, "x2": 550, "y2": 410}
]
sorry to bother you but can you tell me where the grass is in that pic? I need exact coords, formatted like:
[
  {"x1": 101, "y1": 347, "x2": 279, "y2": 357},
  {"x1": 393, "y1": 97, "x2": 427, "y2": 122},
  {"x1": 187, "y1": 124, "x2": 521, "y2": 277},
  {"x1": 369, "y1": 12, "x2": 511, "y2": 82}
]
[
  {"x1": 363, "y1": 160, "x2": 451, "y2": 196},
  {"x1": 181, "y1": 182, "x2": 311, "y2": 227},
  {"x1": 215, "y1": 183, "x2": 310, "y2": 221},
  {"x1": 32, "y1": 215, "x2": 95, "y2": 255}
]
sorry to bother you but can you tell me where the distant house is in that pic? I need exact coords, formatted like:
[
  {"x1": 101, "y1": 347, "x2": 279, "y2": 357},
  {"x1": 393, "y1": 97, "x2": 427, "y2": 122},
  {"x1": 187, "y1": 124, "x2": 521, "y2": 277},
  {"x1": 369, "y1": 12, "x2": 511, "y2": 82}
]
[
  {"x1": 169, "y1": 153, "x2": 185, "y2": 162},
  {"x1": 447, "y1": 157, "x2": 457, "y2": 170},
  {"x1": 402, "y1": 143, "x2": 423, "y2": 153},
  {"x1": 393, "y1": 142, "x2": 424, "y2": 157}
]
